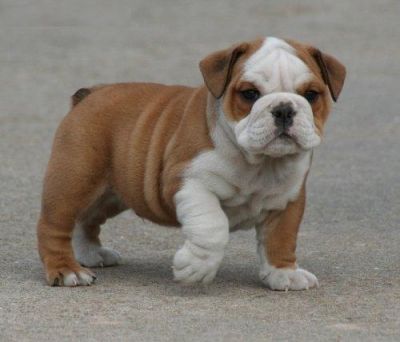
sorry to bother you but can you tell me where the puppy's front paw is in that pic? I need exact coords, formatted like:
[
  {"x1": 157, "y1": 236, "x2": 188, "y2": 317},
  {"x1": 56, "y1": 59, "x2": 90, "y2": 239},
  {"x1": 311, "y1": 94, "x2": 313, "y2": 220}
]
[
  {"x1": 173, "y1": 241, "x2": 223, "y2": 284},
  {"x1": 260, "y1": 266, "x2": 319, "y2": 291}
]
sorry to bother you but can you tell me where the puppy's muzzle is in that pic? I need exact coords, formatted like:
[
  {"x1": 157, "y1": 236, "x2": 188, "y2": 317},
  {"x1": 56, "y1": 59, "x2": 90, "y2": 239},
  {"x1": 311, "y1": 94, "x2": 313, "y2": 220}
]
[{"x1": 234, "y1": 92, "x2": 320, "y2": 156}]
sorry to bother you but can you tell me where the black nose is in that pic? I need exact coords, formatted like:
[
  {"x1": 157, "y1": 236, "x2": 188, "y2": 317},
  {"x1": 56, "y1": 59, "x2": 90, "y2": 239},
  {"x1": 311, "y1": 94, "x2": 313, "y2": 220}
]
[{"x1": 271, "y1": 102, "x2": 296, "y2": 129}]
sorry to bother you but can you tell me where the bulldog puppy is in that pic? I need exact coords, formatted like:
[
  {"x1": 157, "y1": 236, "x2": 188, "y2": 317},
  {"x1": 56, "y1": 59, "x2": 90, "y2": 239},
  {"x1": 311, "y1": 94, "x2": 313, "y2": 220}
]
[{"x1": 37, "y1": 37, "x2": 346, "y2": 290}]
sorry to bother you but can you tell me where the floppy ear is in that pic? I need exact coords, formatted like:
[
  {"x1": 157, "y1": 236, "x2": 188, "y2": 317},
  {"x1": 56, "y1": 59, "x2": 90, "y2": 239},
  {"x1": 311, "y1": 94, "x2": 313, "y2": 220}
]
[
  {"x1": 199, "y1": 43, "x2": 249, "y2": 99},
  {"x1": 312, "y1": 49, "x2": 346, "y2": 102}
]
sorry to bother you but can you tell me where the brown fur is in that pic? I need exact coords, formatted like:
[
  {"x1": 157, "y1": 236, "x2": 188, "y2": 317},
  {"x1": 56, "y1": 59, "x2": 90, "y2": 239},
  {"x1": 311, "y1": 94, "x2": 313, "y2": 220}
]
[
  {"x1": 262, "y1": 178, "x2": 307, "y2": 268},
  {"x1": 37, "y1": 83, "x2": 213, "y2": 285}
]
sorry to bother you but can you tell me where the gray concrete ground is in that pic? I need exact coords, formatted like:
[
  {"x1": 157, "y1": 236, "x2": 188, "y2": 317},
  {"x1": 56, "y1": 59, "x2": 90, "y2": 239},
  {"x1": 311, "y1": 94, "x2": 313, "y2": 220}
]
[{"x1": 1, "y1": 0, "x2": 400, "y2": 341}]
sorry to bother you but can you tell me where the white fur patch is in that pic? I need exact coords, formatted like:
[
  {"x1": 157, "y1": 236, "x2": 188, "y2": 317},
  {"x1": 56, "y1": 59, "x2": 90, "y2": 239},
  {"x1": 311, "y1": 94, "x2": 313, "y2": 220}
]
[
  {"x1": 173, "y1": 240, "x2": 224, "y2": 284},
  {"x1": 173, "y1": 179, "x2": 229, "y2": 284},
  {"x1": 243, "y1": 37, "x2": 313, "y2": 93},
  {"x1": 63, "y1": 271, "x2": 95, "y2": 287},
  {"x1": 72, "y1": 224, "x2": 121, "y2": 267},
  {"x1": 261, "y1": 266, "x2": 319, "y2": 291}
]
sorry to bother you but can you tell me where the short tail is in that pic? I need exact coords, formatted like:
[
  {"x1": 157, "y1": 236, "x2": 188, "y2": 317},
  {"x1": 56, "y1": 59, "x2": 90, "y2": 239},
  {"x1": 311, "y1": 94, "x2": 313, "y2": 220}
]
[
  {"x1": 71, "y1": 84, "x2": 107, "y2": 107},
  {"x1": 71, "y1": 88, "x2": 91, "y2": 106}
]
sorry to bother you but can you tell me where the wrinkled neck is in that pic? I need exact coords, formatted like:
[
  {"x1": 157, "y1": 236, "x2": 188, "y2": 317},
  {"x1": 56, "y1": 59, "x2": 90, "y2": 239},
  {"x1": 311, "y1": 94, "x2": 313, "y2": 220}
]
[{"x1": 207, "y1": 98, "x2": 266, "y2": 165}]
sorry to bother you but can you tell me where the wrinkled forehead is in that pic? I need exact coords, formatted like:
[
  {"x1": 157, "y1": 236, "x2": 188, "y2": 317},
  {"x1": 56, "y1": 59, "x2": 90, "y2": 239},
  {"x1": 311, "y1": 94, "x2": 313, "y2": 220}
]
[{"x1": 242, "y1": 37, "x2": 314, "y2": 93}]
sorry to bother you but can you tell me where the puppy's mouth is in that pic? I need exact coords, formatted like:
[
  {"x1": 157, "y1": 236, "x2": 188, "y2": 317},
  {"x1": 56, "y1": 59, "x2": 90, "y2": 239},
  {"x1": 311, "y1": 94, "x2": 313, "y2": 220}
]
[
  {"x1": 265, "y1": 127, "x2": 321, "y2": 155},
  {"x1": 274, "y1": 130, "x2": 298, "y2": 144},
  {"x1": 278, "y1": 132, "x2": 291, "y2": 139}
]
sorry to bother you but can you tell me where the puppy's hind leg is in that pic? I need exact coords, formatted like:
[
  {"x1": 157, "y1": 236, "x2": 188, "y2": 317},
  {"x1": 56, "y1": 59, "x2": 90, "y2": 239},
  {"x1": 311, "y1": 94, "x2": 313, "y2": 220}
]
[
  {"x1": 37, "y1": 185, "x2": 101, "y2": 287},
  {"x1": 73, "y1": 189, "x2": 127, "y2": 268},
  {"x1": 37, "y1": 114, "x2": 111, "y2": 286}
]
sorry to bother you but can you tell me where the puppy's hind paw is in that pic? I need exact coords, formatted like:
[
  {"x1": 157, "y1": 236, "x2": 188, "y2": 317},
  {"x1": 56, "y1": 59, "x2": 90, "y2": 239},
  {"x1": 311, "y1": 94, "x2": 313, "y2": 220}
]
[
  {"x1": 76, "y1": 246, "x2": 122, "y2": 268},
  {"x1": 46, "y1": 264, "x2": 96, "y2": 287}
]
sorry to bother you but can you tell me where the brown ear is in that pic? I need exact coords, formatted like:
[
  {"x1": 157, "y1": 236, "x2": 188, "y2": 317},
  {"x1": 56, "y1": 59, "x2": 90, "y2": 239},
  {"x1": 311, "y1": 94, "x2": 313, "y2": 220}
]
[
  {"x1": 312, "y1": 49, "x2": 346, "y2": 102},
  {"x1": 199, "y1": 43, "x2": 248, "y2": 99}
]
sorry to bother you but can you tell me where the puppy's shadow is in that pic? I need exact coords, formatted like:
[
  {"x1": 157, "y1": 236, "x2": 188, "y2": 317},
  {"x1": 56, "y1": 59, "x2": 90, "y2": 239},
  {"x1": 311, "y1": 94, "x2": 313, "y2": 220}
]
[{"x1": 97, "y1": 256, "x2": 262, "y2": 297}]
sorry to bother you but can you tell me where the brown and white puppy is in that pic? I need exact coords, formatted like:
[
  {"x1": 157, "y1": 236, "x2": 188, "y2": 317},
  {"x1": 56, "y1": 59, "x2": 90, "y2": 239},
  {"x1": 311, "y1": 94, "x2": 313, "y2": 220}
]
[{"x1": 37, "y1": 37, "x2": 346, "y2": 290}]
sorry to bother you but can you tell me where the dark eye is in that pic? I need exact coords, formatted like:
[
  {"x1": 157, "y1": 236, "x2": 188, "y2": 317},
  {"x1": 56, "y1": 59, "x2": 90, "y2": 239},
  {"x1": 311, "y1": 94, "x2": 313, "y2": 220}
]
[
  {"x1": 240, "y1": 89, "x2": 260, "y2": 102},
  {"x1": 304, "y1": 90, "x2": 320, "y2": 103}
]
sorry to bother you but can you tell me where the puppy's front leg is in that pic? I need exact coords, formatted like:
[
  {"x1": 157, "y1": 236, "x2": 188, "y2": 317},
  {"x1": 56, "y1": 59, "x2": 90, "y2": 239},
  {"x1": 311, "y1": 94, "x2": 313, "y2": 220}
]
[
  {"x1": 173, "y1": 179, "x2": 229, "y2": 284},
  {"x1": 256, "y1": 184, "x2": 319, "y2": 291}
]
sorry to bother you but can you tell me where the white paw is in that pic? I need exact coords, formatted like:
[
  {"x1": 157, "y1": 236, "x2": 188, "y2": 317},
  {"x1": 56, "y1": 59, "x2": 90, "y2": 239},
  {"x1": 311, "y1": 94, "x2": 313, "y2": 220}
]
[
  {"x1": 260, "y1": 266, "x2": 319, "y2": 291},
  {"x1": 62, "y1": 270, "x2": 96, "y2": 287},
  {"x1": 75, "y1": 245, "x2": 122, "y2": 268},
  {"x1": 173, "y1": 241, "x2": 224, "y2": 284}
]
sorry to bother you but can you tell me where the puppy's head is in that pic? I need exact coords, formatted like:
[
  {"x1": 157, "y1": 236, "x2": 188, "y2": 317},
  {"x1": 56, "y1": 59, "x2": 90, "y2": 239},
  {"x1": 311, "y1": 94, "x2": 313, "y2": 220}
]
[{"x1": 200, "y1": 37, "x2": 346, "y2": 158}]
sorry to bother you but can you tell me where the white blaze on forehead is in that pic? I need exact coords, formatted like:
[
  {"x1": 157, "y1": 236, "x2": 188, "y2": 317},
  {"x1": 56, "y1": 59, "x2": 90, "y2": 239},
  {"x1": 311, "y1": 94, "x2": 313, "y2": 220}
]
[{"x1": 243, "y1": 37, "x2": 313, "y2": 93}]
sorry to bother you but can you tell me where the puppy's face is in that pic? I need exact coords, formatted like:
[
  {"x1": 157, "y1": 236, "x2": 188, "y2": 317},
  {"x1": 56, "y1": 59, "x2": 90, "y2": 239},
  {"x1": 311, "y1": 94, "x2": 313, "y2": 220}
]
[{"x1": 200, "y1": 37, "x2": 346, "y2": 158}]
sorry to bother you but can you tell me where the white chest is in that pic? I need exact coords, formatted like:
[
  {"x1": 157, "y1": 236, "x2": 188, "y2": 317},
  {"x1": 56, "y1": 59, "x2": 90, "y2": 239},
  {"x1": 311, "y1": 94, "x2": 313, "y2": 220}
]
[{"x1": 186, "y1": 148, "x2": 311, "y2": 231}]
